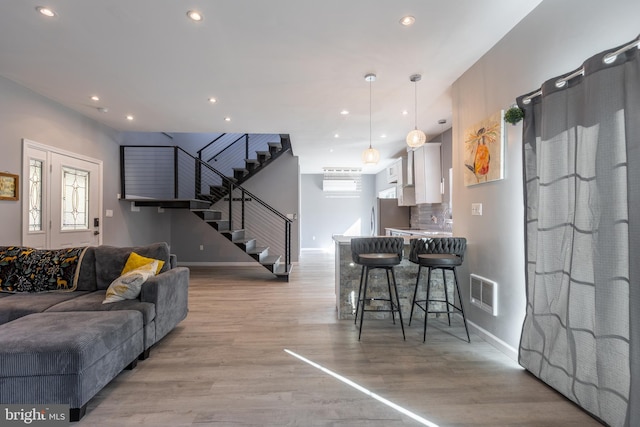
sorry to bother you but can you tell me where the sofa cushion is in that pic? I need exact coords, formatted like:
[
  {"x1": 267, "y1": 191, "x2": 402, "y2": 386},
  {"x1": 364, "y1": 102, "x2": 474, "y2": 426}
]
[
  {"x1": 0, "y1": 292, "x2": 90, "y2": 325},
  {"x1": 46, "y1": 291, "x2": 156, "y2": 325},
  {"x1": 0, "y1": 311, "x2": 142, "y2": 377},
  {"x1": 94, "y1": 243, "x2": 170, "y2": 290},
  {"x1": 75, "y1": 247, "x2": 97, "y2": 292}
]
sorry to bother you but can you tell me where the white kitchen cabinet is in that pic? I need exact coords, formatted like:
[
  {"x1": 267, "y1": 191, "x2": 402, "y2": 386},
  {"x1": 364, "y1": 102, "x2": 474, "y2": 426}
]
[
  {"x1": 396, "y1": 184, "x2": 415, "y2": 206},
  {"x1": 413, "y1": 143, "x2": 442, "y2": 204},
  {"x1": 386, "y1": 159, "x2": 400, "y2": 184}
]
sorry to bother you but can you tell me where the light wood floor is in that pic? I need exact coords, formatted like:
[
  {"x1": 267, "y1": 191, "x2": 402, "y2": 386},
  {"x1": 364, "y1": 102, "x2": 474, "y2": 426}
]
[{"x1": 79, "y1": 250, "x2": 602, "y2": 426}]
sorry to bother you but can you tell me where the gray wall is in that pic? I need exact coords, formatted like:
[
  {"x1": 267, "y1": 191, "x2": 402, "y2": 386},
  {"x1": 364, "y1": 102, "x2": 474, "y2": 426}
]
[
  {"x1": 0, "y1": 75, "x2": 168, "y2": 247},
  {"x1": 451, "y1": 0, "x2": 640, "y2": 353},
  {"x1": 300, "y1": 174, "x2": 376, "y2": 249}
]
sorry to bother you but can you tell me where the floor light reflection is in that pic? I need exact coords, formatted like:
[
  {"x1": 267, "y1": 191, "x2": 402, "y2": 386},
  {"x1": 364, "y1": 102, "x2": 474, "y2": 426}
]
[{"x1": 284, "y1": 349, "x2": 440, "y2": 427}]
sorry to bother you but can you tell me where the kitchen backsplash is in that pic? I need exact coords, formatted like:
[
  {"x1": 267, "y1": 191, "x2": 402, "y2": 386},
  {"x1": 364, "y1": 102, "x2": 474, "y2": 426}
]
[{"x1": 410, "y1": 203, "x2": 451, "y2": 230}]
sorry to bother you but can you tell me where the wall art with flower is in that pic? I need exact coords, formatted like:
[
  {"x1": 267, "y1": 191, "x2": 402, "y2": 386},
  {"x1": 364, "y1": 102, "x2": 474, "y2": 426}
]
[{"x1": 463, "y1": 110, "x2": 505, "y2": 186}]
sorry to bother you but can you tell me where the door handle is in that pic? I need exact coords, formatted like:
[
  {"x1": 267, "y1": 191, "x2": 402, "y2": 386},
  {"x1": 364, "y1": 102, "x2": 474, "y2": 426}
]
[{"x1": 94, "y1": 231, "x2": 100, "y2": 235}]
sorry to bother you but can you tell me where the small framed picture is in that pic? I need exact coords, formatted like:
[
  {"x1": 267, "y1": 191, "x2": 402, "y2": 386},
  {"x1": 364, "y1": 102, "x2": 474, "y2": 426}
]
[{"x1": 0, "y1": 172, "x2": 19, "y2": 201}]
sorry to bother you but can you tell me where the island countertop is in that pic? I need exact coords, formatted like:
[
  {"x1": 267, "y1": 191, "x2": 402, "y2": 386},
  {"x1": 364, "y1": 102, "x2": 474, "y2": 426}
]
[{"x1": 333, "y1": 235, "x2": 454, "y2": 320}]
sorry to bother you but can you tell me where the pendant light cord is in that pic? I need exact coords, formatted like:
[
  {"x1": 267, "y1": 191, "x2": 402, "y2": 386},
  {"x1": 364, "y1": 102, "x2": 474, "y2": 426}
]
[
  {"x1": 414, "y1": 80, "x2": 418, "y2": 131},
  {"x1": 369, "y1": 79, "x2": 373, "y2": 149}
]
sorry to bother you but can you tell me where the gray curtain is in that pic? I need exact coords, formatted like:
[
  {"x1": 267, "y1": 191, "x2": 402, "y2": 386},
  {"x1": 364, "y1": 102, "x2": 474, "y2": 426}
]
[{"x1": 518, "y1": 37, "x2": 639, "y2": 427}]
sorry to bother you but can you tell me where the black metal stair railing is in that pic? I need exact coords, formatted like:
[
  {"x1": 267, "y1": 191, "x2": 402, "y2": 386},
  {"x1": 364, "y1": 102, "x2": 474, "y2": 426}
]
[
  {"x1": 196, "y1": 133, "x2": 283, "y2": 187},
  {"x1": 120, "y1": 145, "x2": 293, "y2": 272},
  {"x1": 121, "y1": 145, "x2": 197, "y2": 200}
]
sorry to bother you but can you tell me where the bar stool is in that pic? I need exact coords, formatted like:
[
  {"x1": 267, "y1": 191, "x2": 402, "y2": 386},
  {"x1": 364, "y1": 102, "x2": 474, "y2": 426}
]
[
  {"x1": 351, "y1": 237, "x2": 405, "y2": 340},
  {"x1": 408, "y1": 237, "x2": 470, "y2": 342}
]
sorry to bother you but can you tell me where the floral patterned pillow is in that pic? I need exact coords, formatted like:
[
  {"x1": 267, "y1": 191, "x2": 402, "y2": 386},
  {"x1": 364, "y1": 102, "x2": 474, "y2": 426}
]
[{"x1": 0, "y1": 246, "x2": 87, "y2": 293}]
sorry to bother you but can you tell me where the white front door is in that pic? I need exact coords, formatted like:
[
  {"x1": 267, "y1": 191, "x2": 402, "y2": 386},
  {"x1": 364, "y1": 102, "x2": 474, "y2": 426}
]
[{"x1": 22, "y1": 140, "x2": 102, "y2": 249}]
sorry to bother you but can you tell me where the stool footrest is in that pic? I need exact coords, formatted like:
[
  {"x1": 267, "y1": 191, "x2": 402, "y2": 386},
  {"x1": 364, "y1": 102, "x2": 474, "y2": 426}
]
[{"x1": 413, "y1": 300, "x2": 465, "y2": 313}]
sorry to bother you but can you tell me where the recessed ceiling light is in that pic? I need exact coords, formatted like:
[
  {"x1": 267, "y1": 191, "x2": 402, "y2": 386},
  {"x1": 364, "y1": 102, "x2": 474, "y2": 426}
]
[
  {"x1": 329, "y1": 149, "x2": 334, "y2": 153},
  {"x1": 380, "y1": 134, "x2": 387, "y2": 138},
  {"x1": 208, "y1": 97, "x2": 217, "y2": 104},
  {"x1": 224, "y1": 117, "x2": 231, "y2": 122},
  {"x1": 334, "y1": 134, "x2": 339, "y2": 138},
  {"x1": 187, "y1": 10, "x2": 203, "y2": 22},
  {"x1": 402, "y1": 110, "x2": 409, "y2": 116},
  {"x1": 36, "y1": 6, "x2": 56, "y2": 17},
  {"x1": 126, "y1": 115, "x2": 134, "y2": 121},
  {"x1": 340, "y1": 110, "x2": 349, "y2": 115},
  {"x1": 400, "y1": 15, "x2": 415, "y2": 26},
  {"x1": 90, "y1": 95, "x2": 100, "y2": 102}
]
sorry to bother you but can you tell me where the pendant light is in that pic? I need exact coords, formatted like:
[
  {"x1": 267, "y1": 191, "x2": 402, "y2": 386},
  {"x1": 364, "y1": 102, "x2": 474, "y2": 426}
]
[
  {"x1": 406, "y1": 74, "x2": 427, "y2": 148},
  {"x1": 362, "y1": 73, "x2": 380, "y2": 164}
]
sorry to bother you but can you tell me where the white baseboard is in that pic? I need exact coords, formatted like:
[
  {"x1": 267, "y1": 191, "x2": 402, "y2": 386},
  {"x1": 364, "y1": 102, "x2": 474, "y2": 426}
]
[
  {"x1": 178, "y1": 261, "x2": 299, "y2": 267},
  {"x1": 467, "y1": 320, "x2": 519, "y2": 362},
  {"x1": 178, "y1": 261, "x2": 260, "y2": 267}
]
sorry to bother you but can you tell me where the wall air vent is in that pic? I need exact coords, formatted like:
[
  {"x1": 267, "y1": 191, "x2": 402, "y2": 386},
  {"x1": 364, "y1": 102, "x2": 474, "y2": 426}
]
[
  {"x1": 322, "y1": 168, "x2": 362, "y2": 193},
  {"x1": 470, "y1": 274, "x2": 497, "y2": 316}
]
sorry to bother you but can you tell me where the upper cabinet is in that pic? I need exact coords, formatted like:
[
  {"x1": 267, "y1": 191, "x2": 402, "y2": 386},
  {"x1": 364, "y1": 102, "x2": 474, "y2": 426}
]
[
  {"x1": 387, "y1": 156, "x2": 416, "y2": 205},
  {"x1": 397, "y1": 183, "x2": 415, "y2": 206},
  {"x1": 386, "y1": 159, "x2": 400, "y2": 184},
  {"x1": 414, "y1": 143, "x2": 442, "y2": 204}
]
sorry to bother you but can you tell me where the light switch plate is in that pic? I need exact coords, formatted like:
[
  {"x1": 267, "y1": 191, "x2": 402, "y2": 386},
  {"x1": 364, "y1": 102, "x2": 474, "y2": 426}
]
[{"x1": 471, "y1": 203, "x2": 483, "y2": 216}]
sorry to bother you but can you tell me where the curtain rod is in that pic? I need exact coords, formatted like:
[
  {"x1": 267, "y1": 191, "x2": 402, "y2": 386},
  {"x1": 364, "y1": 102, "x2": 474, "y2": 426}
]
[{"x1": 522, "y1": 37, "x2": 640, "y2": 104}]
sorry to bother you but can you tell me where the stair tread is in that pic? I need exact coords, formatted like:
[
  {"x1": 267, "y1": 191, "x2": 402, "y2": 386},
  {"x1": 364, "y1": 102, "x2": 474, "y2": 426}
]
[
  {"x1": 248, "y1": 246, "x2": 269, "y2": 254},
  {"x1": 261, "y1": 255, "x2": 281, "y2": 264}
]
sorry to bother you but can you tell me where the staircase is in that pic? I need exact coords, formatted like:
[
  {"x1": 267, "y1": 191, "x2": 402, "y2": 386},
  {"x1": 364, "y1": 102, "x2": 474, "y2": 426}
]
[
  {"x1": 190, "y1": 208, "x2": 286, "y2": 275},
  {"x1": 120, "y1": 133, "x2": 293, "y2": 280},
  {"x1": 199, "y1": 135, "x2": 290, "y2": 204}
]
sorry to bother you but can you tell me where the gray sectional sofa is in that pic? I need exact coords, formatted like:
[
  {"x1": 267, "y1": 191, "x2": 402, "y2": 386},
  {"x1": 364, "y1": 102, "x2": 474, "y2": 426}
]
[{"x1": 0, "y1": 242, "x2": 189, "y2": 421}]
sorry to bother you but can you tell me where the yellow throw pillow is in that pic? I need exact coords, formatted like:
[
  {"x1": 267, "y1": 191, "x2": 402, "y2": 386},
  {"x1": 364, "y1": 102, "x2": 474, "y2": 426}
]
[
  {"x1": 104, "y1": 260, "x2": 159, "y2": 304},
  {"x1": 121, "y1": 251, "x2": 165, "y2": 275}
]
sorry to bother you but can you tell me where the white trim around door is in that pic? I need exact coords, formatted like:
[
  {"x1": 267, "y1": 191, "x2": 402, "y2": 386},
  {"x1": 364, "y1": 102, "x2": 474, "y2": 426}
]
[{"x1": 22, "y1": 139, "x2": 103, "y2": 249}]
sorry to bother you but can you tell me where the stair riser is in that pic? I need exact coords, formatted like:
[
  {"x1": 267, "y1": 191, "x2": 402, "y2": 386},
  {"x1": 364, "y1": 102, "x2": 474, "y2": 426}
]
[
  {"x1": 235, "y1": 239, "x2": 256, "y2": 252},
  {"x1": 207, "y1": 220, "x2": 229, "y2": 231},
  {"x1": 193, "y1": 211, "x2": 222, "y2": 221},
  {"x1": 222, "y1": 230, "x2": 245, "y2": 241}
]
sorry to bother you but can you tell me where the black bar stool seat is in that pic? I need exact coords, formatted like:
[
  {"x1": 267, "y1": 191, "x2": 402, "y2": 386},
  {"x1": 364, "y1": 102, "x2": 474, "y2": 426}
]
[
  {"x1": 409, "y1": 237, "x2": 470, "y2": 343},
  {"x1": 417, "y1": 254, "x2": 461, "y2": 267},
  {"x1": 351, "y1": 237, "x2": 405, "y2": 340},
  {"x1": 359, "y1": 253, "x2": 400, "y2": 265}
]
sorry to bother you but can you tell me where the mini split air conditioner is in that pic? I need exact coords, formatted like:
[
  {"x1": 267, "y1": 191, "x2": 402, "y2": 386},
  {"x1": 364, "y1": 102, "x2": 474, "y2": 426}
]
[{"x1": 322, "y1": 179, "x2": 358, "y2": 192}]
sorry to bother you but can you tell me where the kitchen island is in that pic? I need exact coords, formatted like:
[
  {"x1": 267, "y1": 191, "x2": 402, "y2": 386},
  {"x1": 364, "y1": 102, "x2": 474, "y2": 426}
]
[{"x1": 333, "y1": 233, "x2": 453, "y2": 320}]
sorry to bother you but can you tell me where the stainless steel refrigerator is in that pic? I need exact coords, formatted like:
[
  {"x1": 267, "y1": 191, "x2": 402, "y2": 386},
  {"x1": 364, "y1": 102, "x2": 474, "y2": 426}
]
[{"x1": 374, "y1": 198, "x2": 411, "y2": 235}]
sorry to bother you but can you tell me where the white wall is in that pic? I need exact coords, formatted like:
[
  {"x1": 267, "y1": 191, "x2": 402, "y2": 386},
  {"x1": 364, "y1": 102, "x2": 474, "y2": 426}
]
[
  {"x1": 451, "y1": 0, "x2": 640, "y2": 355},
  {"x1": 0, "y1": 75, "x2": 170, "y2": 247},
  {"x1": 300, "y1": 174, "x2": 376, "y2": 249}
]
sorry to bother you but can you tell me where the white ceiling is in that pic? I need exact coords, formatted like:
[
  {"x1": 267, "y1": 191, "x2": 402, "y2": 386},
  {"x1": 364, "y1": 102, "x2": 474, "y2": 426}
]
[{"x1": 0, "y1": 1, "x2": 542, "y2": 174}]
